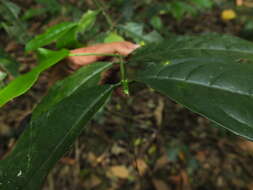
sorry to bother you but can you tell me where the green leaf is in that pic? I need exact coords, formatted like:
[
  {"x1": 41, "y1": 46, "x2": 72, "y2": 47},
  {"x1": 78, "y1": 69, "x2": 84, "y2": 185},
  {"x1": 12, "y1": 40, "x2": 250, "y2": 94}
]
[
  {"x1": 191, "y1": 0, "x2": 213, "y2": 9},
  {"x1": 119, "y1": 22, "x2": 144, "y2": 42},
  {"x1": 166, "y1": 2, "x2": 189, "y2": 20},
  {"x1": 143, "y1": 31, "x2": 163, "y2": 43},
  {"x1": 131, "y1": 34, "x2": 253, "y2": 141},
  {"x1": 0, "y1": 71, "x2": 7, "y2": 81},
  {"x1": 0, "y1": 49, "x2": 69, "y2": 107},
  {"x1": 0, "y1": 71, "x2": 7, "y2": 89},
  {"x1": 77, "y1": 10, "x2": 99, "y2": 34},
  {"x1": 25, "y1": 22, "x2": 77, "y2": 52},
  {"x1": 55, "y1": 10, "x2": 99, "y2": 49},
  {"x1": 150, "y1": 16, "x2": 163, "y2": 30},
  {"x1": 55, "y1": 26, "x2": 80, "y2": 49},
  {"x1": 33, "y1": 61, "x2": 113, "y2": 119},
  {"x1": 119, "y1": 22, "x2": 163, "y2": 43},
  {"x1": 130, "y1": 34, "x2": 253, "y2": 64},
  {"x1": 0, "y1": 84, "x2": 114, "y2": 190},
  {"x1": 104, "y1": 32, "x2": 125, "y2": 43},
  {"x1": 0, "y1": 48, "x2": 19, "y2": 77},
  {"x1": 21, "y1": 7, "x2": 47, "y2": 20}
]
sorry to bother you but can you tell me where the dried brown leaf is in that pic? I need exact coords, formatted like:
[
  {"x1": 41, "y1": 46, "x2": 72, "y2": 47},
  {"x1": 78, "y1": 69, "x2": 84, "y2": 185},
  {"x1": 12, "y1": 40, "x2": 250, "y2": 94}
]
[
  {"x1": 134, "y1": 159, "x2": 148, "y2": 176},
  {"x1": 152, "y1": 179, "x2": 171, "y2": 190},
  {"x1": 108, "y1": 165, "x2": 130, "y2": 179}
]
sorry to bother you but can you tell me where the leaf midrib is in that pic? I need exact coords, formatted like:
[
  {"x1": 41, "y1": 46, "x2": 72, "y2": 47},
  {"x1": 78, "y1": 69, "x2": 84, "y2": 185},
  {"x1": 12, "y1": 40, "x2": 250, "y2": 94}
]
[
  {"x1": 134, "y1": 48, "x2": 253, "y2": 61},
  {"x1": 139, "y1": 75, "x2": 252, "y2": 98}
]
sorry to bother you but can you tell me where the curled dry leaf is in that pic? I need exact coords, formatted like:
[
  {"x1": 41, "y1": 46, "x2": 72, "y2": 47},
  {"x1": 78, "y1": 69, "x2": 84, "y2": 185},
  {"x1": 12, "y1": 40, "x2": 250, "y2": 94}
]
[{"x1": 68, "y1": 41, "x2": 139, "y2": 69}]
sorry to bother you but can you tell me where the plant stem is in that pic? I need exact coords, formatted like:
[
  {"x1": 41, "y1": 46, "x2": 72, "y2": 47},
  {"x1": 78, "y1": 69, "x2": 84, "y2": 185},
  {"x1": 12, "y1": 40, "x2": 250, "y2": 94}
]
[
  {"x1": 69, "y1": 53, "x2": 121, "y2": 57},
  {"x1": 119, "y1": 56, "x2": 129, "y2": 95},
  {"x1": 70, "y1": 52, "x2": 129, "y2": 95},
  {"x1": 92, "y1": 0, "x2": 114, "y2": 29}
]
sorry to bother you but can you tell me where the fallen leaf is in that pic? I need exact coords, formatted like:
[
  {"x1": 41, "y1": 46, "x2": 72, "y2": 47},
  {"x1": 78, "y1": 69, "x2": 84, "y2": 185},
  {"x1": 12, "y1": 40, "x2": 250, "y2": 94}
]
[
  {"x1": 60, "y1": 157, "x2": 76, "y2": 165},
  {"x1": 178, "y1": 152, "x2": 185, "y2": 161},
  {"x1": 154, "y1": 155, "x2": 169, "y2": 170},
  {"x1": 153, "y1": 98, "x2": 164, "y2": 126},
  {"x1": 5, "y1": 41, "x2": 19, "y2": 52},
  {"x1": 195, "y1": 151, "x2": 208, "y2": 162},
  {"x1": 238, "y1": 140, "x2": 253, "y2": 153},
  {"x1": 108, "y1": 165, "x2": 130, "y2": 179},
  {"x1": 82, "y1": 175, "x2": 102, "y2": 189},
  {"x1": 181, "y1": 170, "x2": 191, "y2": 190},
  {"x1": 96, "y1": 153, "x2": 107, "y2": 164},
  {"x1": 248, "y1": 182, "x2": 253, "y2": 190},
  {"x1": 152, "y1": 179, "x2": 171, "y2": 190},
  {"x1": 134, "y1": 159, "x2": 148, "y2": 176},
  {"x1": 111, "y1": 144, "x2": 126, "y2": 155},
  {"x1": 87, "y1": 152, "x2": 98, "y2": 167}
]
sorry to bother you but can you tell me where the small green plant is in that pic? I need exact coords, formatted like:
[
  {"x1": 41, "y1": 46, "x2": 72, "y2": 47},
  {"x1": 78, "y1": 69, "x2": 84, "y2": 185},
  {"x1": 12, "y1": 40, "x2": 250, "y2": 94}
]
[
  {"x1": 1, "y1": 4, "x2": 253, "y2": 190},
  {"x1": 164, "y1": 0, "x2": 214, "y2": 20}
]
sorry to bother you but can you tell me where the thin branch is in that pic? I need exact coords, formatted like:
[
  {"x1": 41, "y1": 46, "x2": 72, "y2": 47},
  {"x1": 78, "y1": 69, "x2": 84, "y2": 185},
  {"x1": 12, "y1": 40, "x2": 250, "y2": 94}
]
[{"x1": 69, "y1": 53, "x2": 122, "y2": 57}]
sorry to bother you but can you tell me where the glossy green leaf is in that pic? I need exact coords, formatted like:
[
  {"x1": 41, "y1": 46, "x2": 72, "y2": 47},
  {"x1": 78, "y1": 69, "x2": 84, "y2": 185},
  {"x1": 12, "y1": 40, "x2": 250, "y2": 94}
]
[
  {"x1": 25, "y1": 22, "x2": 77, "y2": 52},
  {"x1": 131, "y1": 34, "x2": 253, "y2": 141},
  {"x1": 33, "y1": 61, "x2": 113, "y2": 119},
  {"x1": 0, "y1": 49, "x2": 69, "y2": 107},
  {"x1": 0, "y1": 84, "x2": 114, "y2": 190},
  {"x1": 55, "y1": 26, "x2": 80, "y2": 49},
  {"x1": 130, "y1": 34, "x2": 253, "y2": 64},
  {"x1": 0, "y1": 48, "x2": 19, "y2": 77}
]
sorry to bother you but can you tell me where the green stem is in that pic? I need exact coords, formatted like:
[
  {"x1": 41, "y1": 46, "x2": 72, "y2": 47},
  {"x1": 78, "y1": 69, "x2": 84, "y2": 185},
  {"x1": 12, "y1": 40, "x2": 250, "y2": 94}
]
[
  {"x1": 119, "y1": 56, "x2": 129, "y2": 95},
  {"x1": 69, "y1": 53, "x2": 121, "y2": 57},
  {"x1": 70, "y1": 52, "x2": 129, "y2": 95}
]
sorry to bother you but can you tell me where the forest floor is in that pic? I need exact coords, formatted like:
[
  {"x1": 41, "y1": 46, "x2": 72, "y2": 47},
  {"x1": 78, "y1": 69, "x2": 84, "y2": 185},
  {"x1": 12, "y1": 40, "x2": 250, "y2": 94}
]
[{"x1": 1, "y1": 1, "x2": 253, "y2": 190}]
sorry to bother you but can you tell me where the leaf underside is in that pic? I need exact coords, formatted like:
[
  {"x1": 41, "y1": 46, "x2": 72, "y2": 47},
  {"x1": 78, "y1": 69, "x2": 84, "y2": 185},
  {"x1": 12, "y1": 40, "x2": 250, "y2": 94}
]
[{"x1": 130, "y1": 33, "x2": 253, "y2": 141}]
